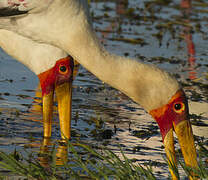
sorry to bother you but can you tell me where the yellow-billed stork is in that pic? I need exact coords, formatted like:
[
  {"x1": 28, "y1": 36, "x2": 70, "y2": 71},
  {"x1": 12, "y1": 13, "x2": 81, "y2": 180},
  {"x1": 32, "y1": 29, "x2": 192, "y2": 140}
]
[
  {"x1": 0, "y1": 29, "x2": 74, "y2": 140},
  {"x1": 0, "y1": 0, "x2": 198, "y2": 178}
]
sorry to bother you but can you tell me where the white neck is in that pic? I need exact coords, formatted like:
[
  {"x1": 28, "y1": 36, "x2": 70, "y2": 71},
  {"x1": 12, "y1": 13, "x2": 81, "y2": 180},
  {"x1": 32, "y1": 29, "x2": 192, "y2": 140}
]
[
  {"x1": 10, "y1": 0, "x2": 180, "y2": 111},
  {"x1": 58, "y1": 27, "x2": 179, "y2": 111},
  {"x1": 47, "y1": 1, "x2": 180, "y2": 111},
  {"x1": 0, "y1": 29, "x2": 67, "y2": 75}
]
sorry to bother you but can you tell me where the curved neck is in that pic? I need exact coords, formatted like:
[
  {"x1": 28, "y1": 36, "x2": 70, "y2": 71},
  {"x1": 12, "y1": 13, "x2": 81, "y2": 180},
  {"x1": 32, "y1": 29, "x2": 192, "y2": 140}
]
[
  {"x1": 0, "y1": 30, "x2": 67, "y2": 75},
  {"x1": 46, "y1": 0, "x2": 180, "y2": 112},
  {"x1": 60, "y1": 27, "x2": 179, "y2": 111}
]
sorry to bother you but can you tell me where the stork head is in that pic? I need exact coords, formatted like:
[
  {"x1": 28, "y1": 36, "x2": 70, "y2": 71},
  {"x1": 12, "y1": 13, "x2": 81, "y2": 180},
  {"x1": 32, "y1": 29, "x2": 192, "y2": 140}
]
[
  {"x1": 128, "y1": 62, "x2": 198, "y2": 178},
  {"x1": 38, "y1": 56, "x2": 74, "y2": 139},
  {"x1": 149, "y1": 89, "x2": 198, "y2": 178}
]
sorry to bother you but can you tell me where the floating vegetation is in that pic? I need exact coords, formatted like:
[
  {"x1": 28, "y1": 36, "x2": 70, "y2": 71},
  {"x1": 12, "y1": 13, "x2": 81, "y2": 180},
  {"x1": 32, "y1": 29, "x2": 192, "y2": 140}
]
[{"x1": 108, "y1": 37, "x2": 147, "y2": 45}]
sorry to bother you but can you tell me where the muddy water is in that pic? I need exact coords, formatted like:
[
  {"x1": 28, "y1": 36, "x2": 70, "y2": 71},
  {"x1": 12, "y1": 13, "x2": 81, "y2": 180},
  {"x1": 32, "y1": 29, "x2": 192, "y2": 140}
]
[{"x1": 0, "y1": 0, "x2": 207, "y2": 178}]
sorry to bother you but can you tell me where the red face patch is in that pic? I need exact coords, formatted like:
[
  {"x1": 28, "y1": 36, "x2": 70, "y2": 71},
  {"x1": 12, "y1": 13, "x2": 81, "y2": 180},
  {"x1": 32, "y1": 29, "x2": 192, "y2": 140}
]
[
  {"x1": 150, "y1": 89, "x2": 189, "y2": 141},
  {"x1": 38, "y1": 56, "x2": 74, "y2": 95}
]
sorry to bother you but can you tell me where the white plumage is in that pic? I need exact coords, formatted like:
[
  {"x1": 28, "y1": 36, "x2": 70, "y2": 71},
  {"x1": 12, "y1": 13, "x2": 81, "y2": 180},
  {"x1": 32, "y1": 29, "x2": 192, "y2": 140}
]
[
  {"x1": 0, "y1": 29, "x2": 67, "y2": 74},
  {"x1": 0, "y1": 1, "x2": 198, "y2": 178},
  {"x1": 0, "y1": 0, "x2": 179, "y2": 111}
]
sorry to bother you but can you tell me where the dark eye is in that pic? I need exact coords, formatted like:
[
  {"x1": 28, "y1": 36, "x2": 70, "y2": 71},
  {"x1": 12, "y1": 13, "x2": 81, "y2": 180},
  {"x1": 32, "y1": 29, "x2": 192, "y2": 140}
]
[
  {"x1": 60, "y1": 65, "x2": 67, "y2": 72},
  {"x1": 173, "y1": 102, "x2": 185, "y2": 113},
  {"x1": 174, "y1": 103, "x2": 182, "y2": 110}
]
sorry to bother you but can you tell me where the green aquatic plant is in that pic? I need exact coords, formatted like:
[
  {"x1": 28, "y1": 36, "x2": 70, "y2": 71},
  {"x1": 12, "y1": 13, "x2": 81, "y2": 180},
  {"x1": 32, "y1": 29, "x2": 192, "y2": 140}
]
[
  {"x1": 66, "y1": 143, "x2": 156, "y2": 180},
  {"x1": 0, "y1": 141, "x2": 207, "y2": 179},
  {"x1": 0, "y1": 142, "x2": 156, "y2": 179},
  {"x1": 167, "y1": 142, "x2": 208, "y2": 179},
  {"x1": 0, "y1": 150, "x2": 55, "y2": 179}
]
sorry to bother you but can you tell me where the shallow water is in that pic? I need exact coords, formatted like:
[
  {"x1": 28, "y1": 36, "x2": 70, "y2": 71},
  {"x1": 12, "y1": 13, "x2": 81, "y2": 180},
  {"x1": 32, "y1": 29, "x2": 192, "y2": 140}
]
[{"x1": 0, "y1": 0, "x2": 207, "y2": 178}]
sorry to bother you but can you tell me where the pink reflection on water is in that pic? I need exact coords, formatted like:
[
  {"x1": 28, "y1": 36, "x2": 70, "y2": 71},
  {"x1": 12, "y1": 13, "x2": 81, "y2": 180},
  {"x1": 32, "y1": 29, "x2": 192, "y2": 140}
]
[
  {"x1": 100, "y1": 0, "x2": 128, "y2": 44},
  {"x1": 180, "y1": 0, "x2": 197, "y2": 80}
]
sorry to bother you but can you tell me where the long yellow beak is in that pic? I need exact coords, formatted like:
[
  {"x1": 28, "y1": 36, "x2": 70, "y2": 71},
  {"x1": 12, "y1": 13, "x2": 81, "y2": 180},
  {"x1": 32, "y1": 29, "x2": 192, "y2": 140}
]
[
  {"x1": 150, "y1": 90, "x2": 198, "y2": 179},
  {"x1": 39, "y1": 57, "x2": 74, "y2": 139},
  {"x1": 42, "y1": 81, "x2": 72, "y2": 139},
  {"x1": 55, "y1": 81, "x2": 72, "y2": 140},
  {"x1": 42, "y1": 90, "x2": 54, "y2": 138},
  {"x1": 164, "y1": 120, "x2": 198, "y2": 179}
]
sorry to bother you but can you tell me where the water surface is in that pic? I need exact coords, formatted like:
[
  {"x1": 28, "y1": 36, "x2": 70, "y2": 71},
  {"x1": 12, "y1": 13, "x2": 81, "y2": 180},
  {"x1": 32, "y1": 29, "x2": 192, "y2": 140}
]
[{"x1": 0, "y1": 0, "x2": 207, "y2": 178}]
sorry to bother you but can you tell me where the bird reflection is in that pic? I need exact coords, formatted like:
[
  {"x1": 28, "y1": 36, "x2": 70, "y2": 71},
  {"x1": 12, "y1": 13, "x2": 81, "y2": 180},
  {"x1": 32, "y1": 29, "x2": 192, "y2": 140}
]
[
  {"x1": 100, "y1": 0, "x2": 128, "y2": 43},
  {"x1": 27, "y1": 60, "x2": 79, "y2": 166},
  {"x1": 180, "y1": 0, "x2": 197, "y2": 80},
  {"x1": 38, "y1": 138, "x2": 68, "y2": 167},
  {"x1": 38, "y1": 138, "x2": 51, "y2": 168},
  {"x1": 27, "y1": 60, "x2": 80, "y2": 167}
]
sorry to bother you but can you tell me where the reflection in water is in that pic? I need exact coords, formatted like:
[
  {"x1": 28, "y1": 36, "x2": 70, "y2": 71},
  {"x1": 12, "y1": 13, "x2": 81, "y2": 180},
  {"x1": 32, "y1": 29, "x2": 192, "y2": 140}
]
[
  {"x1": 100, "y1": 0, "x2": 128, "y2": 43},
  {"x1": 30, "y1": 84, "x2": 42, "y2": 113},
  {"x1": 38, "y1": 138, "x2": 68, "y2": 167},
  {"x1": 56, "y1": 142, "x2": 68, "y2": 166},
  {"x1": 38, "y1": 138, "x2": 51, "y2": 168},
  {"x1": 179, "y1": 1, "x2": 208, "y2": 139},
  {"x1": 180, "y1": 0, "x2": 197, "y2": 80},
  {"x1": 0, "y1": 0, "x2": 207, "y2": 178},
  {"x1": 29, "y1": 60, "x2": 81, "y2": 167}
]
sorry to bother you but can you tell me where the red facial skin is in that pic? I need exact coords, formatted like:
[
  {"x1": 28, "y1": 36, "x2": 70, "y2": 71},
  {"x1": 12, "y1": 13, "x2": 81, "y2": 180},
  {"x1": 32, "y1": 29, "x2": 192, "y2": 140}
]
[
  {"x1": 150, "y1": 90, "x2": 189, "y2": 141},
  {"x1": 38, "y1": 56, "x2": 74, "y2": 95}
]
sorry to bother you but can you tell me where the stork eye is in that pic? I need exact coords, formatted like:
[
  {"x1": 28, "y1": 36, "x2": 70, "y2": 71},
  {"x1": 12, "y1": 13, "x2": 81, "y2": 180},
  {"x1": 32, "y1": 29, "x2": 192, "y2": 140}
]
[
  {"x1": 173, "y1": 102, "x2": 185, "y2": 113},
  {"x1": 174, "y1": 103, "x2": 181, "y2": 110},
  {"x1": 59, "y1": 65, "x2": 68, "y2": 74}
]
